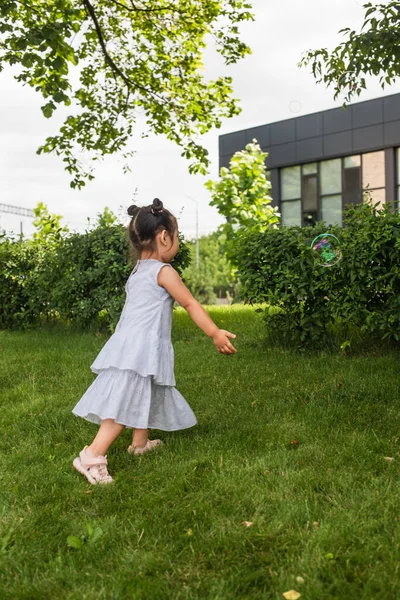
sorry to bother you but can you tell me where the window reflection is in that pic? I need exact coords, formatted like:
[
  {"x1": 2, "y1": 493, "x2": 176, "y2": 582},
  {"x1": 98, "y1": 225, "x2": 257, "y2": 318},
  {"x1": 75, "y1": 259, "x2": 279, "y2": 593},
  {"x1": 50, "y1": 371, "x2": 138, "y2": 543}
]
[
  {"x1": 321, "y1": 195, "x2": 342, "y2": 226},
  {"x1": 281, "y1": 166, "x2": 301, "y2": 200},
  {"x1": 281, "y1": 200, "x2": 301, "y2": 226},
  {"x1": 320, "y1": 159, "x2": 342, "y2": 195},
  {"x1": 364, "y1": 187, "x2": 386, "y2": 210},
  {"x1": 362, "y1": 151, "x2": 385, "y2": 189}
]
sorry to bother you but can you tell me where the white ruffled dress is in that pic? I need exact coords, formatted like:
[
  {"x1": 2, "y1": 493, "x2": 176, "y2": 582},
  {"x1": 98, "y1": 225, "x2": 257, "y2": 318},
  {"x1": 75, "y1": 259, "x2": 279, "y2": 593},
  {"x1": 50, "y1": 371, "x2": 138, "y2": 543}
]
[{"x1": 72, "y1": 259, "x2": 197, "y2": 431}]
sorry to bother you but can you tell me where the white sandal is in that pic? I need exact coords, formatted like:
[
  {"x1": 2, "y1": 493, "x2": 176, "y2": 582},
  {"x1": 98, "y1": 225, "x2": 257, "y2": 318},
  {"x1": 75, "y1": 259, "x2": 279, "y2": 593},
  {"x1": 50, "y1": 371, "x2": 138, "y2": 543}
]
[{"x1": 127, "y1": 439, "x2": 163, "y2": 456}]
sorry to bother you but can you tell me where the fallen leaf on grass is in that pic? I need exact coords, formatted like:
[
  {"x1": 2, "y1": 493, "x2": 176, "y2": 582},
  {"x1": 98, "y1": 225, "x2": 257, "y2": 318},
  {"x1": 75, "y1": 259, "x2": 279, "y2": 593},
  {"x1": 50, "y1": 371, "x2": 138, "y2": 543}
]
[
  {"x1": 384, "y1": 456, "x2": 394, "y2": 463},
  {"x1": 241, "y1": 521, "x2": 253, "y2": 528},
  {"x1": 84, "y1": 490, "x2": 92, "y2": 495},
  {"x1": 296, "y1": 576, "x2": 305, "y2": 584},
  {"x1": 312, "y1": 521, "x2": 319, "y2": 530},
  {"x1": 186, "y1": 529, "x2": 193, "y2": 536},
  {"x1": 263, "y1": 470, "x2": 270, "y2": 476},
  {"x1": 290, "y1": 440, "x2": 299, "y2": 447},
  {"x1": 283, "y1": 590, "x2": 301, "y2": 600}
]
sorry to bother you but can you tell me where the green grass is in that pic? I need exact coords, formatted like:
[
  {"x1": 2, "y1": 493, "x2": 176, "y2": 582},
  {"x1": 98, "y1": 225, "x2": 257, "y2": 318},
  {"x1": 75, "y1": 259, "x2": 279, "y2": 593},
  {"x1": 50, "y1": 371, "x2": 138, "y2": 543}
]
[{"x1": 1, "y1": 305, "x2": 399, "y2": 599}]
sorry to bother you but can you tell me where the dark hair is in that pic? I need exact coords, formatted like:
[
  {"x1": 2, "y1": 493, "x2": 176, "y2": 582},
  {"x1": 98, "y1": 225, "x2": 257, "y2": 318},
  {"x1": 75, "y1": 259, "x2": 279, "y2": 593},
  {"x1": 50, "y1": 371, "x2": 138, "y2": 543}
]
[{"x1": 127, "y1": 198, "x2": 177, "y2": 258}]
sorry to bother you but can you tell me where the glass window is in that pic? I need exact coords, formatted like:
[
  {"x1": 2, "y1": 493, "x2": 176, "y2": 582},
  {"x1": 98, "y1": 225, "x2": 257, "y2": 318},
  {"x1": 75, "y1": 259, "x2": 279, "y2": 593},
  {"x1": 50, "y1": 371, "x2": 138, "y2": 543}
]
[
  {"x1": 321, "y1": 195, "x2": 342, "y2": 226},
  {"x1": 302, "y1": 163, "x2": 317, "y2": 175},
  {"x1": 281, "y1": 200, "x2": 301, "y2": 226},
  {"x1": 363, "y1": 187, "x2": 386, "y2": 210},
  {"x1": 362, "y1": 151, "x2": 385, "y2": 189},
  {"x1": 320, "y1": 159, "x2": 342, "y2": 195},
  {"x1": 397, "y1": 149, "x2": 400, "y2": 211},
  {"x1": 397, "y1": 148, "x2": 400, "y2": 185},
  {"x1": 281, "y1": 166, "x2": 301, "y2": 200},
  {"x1": 344, "y1": 155, "x2": 361, "y2": 168},
  {"x1": 303, "y1": 175, "x2": 318, "y2": 211},
  {"x1": 343, "y1": 164, "x2": 361, "y2": 206}
]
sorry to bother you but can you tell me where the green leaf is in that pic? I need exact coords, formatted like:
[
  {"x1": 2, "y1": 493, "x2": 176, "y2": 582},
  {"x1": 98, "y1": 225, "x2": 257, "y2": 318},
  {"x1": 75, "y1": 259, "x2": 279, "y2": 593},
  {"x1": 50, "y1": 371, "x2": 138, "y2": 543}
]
[
  {"x1": 41, "y1": 102, "x2": 56, "y2": 119},
  {"x1": 67, "y1": 536, "x2": 82, "y2": 550}
]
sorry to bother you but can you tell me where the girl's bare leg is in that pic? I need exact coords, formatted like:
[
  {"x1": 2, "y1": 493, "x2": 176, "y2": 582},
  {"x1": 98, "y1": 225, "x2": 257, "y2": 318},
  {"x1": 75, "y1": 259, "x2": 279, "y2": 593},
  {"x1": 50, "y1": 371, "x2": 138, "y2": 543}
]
[
  {"x1": 132, "y1": 428, "x2": 149, "y2": 449},
  {"x1": 87, "y1": 419, "x2": 125, "y2": 456}
]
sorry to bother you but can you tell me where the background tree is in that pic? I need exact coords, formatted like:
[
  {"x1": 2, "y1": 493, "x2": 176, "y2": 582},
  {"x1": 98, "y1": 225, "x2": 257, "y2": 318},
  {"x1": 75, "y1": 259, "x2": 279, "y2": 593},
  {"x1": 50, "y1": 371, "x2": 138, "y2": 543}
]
[
  {"x1": 0, "y1": 1, "x2": 253, "y2": 188},
  {"x1": 299, "y1": 1, "x2": 400, "y2": 103},
  {"x1": 206, "y1": 139, "x2": 280, "y2": 263},
  {"x1": 182, "y1": 231, "x2": 238, "y2": 303},
  {"x1": 32, "y1": 202, "x2": 69, "y2": 242}
]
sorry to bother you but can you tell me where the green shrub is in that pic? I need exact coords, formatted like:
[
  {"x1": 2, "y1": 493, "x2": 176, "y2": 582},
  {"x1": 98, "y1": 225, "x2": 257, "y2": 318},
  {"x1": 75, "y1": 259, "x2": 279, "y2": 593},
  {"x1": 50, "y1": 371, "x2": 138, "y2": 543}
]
[
  {"x1": 234, "y1": 203, "x2": 400, "y2": 347},
  {"x1": 0, "y1": 221, "x2": 191, "y2": 332}
]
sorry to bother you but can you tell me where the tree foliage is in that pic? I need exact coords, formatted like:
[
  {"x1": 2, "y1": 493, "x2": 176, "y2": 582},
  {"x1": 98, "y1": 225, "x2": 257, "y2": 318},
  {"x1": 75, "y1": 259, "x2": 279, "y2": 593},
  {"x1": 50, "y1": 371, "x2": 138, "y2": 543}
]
[
  {"x1": 0, "y1": 0, "x2": 253, "y2": 187},
  {"x1": 182, "y1": 231, "x2": 238, "y2": 303},
  {"x1": 299, "y1": 1, "x2": 400, "y2": 103},
  {"x1": 206, "y1": 139, "x2": 280, "y2": 263}
]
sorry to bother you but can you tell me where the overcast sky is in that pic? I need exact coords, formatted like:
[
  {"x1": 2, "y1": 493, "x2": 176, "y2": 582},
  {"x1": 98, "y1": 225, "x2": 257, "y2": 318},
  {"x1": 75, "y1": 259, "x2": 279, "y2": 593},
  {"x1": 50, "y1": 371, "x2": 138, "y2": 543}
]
[{"x1": 1, "y1": 0, "x2": 400, "y2": 240}]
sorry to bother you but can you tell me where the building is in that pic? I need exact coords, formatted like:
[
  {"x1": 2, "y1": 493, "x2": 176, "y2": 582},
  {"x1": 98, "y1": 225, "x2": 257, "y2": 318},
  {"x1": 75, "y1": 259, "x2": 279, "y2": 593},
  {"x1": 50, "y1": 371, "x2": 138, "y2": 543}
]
[{"x1": 218, "y1": 93, "x2": 400, "y2": 227}]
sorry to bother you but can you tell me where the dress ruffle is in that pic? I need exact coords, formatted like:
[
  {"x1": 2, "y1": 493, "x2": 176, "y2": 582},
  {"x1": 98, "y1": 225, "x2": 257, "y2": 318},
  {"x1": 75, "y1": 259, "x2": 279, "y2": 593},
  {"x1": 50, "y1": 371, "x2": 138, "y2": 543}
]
[
  {"x1": 72, "y1": 367, "x2": 197, "y2": 431},
  {"x1": 90, "y1": 330, "x2": 175, "y2": 386}
]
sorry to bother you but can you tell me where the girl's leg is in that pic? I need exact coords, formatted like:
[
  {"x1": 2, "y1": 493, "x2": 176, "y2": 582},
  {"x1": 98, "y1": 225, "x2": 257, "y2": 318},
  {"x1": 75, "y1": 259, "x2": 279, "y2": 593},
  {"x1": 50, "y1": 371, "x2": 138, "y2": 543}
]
[
  {"x1": 88, "y1": 419, "x2": 125, "y2": 456},
  {"x1": 132, "y1": 428, "x2": 149, "y2": 449}
]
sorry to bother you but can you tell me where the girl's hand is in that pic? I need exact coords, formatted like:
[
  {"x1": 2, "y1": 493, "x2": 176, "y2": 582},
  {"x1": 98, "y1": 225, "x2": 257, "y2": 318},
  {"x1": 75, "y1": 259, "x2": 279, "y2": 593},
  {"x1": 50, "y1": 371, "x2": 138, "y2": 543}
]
[{"x1": 212, "y1": 329, "x2": 237, "y2": 355}]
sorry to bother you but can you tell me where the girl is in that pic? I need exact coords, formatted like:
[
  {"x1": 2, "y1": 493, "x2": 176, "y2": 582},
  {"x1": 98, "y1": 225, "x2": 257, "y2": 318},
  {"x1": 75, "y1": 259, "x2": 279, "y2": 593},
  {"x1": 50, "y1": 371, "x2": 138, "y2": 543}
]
[{"x1": 72, "y1": 198, "x2": 237, "y2": 484}]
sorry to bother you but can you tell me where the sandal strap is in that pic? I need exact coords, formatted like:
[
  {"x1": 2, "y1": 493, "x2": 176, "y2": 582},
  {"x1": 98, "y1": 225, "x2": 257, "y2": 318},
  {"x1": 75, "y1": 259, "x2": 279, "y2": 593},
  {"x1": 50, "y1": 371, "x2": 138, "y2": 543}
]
[{"x1": 80, "y1": 450, "x2": 108, "y2": 467}]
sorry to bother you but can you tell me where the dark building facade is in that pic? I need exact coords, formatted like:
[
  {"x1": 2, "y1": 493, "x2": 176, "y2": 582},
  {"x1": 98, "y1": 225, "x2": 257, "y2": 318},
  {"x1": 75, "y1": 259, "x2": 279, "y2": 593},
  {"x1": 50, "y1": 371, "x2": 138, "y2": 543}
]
[{"x1": 219, "y1": 93, "x2": 400, "y2": 227}]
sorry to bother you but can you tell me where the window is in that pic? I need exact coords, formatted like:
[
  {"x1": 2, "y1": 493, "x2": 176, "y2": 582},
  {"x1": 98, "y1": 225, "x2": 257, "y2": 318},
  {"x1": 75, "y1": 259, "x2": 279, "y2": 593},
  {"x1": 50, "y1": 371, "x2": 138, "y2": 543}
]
[
  {"x1": 302, "y1": 173, "x2": 318, "y2": 226},
  {"x1": 343, "y1": 155, "x2": 361, "y2": 207},
  {"x1": 303, "y1": 162, "x2": 317, "y2": 175},
  {"x1": 397, "y1": 149, "x2": 400, "y2": 211},
  {"x1": 320, "y1": 159, "x2": 342, "y2": 225},
  {"x1": 281, "y1": 166, "x2": 301, "y2": 200},
  {"x1": 281, "y1": 166, "x2": 301, "y2": 226},
  {"x1": 281, "y1": 200, "x2": 301, "y2": 226},
  {"x1": 362, "y1": 151, "x2": 385, "y2": 209},
  {"x1": 344, "y1": 155, "x2": 361, "y2": 168},
  {"x1": 279, "y1": 153, "x2": 387, "y2": 227},
  {"x1": 321, "y1": 195, "x2": 342, "y2": 226}
]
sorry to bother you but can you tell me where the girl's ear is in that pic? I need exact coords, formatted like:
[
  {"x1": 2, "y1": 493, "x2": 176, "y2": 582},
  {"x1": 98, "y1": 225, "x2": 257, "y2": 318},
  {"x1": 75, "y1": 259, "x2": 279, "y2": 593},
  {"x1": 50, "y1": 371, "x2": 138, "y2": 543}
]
[{"x1": 160, "y1": 229, "x2": 168, "y2": 246}]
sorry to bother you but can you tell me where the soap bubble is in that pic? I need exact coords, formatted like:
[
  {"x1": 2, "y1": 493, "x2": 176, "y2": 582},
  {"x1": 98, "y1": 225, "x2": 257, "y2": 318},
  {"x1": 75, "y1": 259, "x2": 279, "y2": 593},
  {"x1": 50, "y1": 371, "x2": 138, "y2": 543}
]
[{"x1": 311, "y1": 234, "x2": 342, "y2": 267}]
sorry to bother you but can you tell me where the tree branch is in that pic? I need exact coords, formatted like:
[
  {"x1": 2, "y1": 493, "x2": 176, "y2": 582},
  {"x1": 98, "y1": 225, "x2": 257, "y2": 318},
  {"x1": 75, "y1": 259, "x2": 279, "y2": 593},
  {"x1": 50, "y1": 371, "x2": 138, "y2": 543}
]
[
  {"x1": 15, "y1": 0, "x2": 43, "y2": 17},
  {"x1": 128, "y1": 0, "x2": 176, "y2": 13},
  {"x1": 82, "y1": 0, "x2": 136, "y2": 90},
  {"x1": 82, "y1": 0, "x2": 175, "y2": 106}
]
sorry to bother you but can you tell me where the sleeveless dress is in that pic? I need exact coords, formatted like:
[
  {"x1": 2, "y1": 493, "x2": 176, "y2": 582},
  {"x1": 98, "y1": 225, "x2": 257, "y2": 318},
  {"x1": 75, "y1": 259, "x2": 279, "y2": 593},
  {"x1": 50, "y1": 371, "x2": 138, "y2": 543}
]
[{"x1": 72, "y1": 259, "x2": 197, "y2": 431}]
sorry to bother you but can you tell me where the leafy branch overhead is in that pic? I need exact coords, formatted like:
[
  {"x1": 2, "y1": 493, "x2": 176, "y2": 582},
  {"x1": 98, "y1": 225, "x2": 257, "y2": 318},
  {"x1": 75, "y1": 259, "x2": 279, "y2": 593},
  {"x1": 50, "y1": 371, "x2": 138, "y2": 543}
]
[
  {"x1": 299, "y1": 1, "x2": 400, "y2": 103},
  {"x1": 0, "y1": 0, "x2": 253, "y2": 188}
]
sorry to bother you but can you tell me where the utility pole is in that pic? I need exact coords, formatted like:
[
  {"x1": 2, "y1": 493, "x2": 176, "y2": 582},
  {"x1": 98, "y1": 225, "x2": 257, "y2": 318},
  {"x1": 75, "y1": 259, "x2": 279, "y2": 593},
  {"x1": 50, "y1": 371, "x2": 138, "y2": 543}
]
[{"x1": 186, "y1": 196, "x2": 199, "y2": 269}]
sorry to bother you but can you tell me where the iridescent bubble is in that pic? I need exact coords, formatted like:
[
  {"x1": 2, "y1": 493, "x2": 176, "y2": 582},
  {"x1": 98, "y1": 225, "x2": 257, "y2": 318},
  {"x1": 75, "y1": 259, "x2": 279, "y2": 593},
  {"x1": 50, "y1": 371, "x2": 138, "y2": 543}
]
[{"x1": 311, "y1": 234, "x2": 342, "y2": 267}]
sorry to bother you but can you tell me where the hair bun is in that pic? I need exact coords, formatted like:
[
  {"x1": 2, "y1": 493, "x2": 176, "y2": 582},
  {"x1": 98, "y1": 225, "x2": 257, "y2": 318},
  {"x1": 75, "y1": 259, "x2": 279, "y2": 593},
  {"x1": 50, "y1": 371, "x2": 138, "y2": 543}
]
[
  {"x1": 152, "y1": 198, "x2": 163, "y2": 210},
  {"x1": 127, "y1": 204, "x2": 139, "y2": 217},
  {"x1": 151, "y1": 198, "x2": 164, "y2": 216}
]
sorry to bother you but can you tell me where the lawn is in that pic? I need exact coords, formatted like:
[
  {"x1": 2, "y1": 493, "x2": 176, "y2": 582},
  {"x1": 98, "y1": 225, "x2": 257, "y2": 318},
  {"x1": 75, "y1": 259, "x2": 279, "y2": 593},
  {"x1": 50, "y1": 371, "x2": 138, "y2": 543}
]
[{"x1": 1, "y1": 306, "x2": 399, "y2": 599}]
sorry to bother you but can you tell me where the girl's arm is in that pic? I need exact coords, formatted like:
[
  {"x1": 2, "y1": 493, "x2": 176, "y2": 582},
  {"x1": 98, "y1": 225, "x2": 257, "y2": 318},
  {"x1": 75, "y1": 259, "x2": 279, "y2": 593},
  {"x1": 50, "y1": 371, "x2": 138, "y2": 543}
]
[{"x1": 158, "y1": 266, "x2": 237, "y2": 355}]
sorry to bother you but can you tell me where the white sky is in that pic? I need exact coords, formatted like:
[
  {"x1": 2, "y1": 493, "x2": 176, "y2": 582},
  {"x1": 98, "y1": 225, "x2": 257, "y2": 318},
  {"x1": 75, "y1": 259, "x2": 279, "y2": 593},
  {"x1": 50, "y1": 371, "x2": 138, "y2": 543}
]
[{"x1": 1, "y1": 0, "x2": 400, "y2": 240}]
